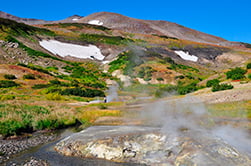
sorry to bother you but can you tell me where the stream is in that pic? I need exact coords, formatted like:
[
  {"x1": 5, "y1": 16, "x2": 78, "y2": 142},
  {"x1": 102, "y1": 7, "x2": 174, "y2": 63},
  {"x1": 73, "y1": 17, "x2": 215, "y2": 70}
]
[{"x1": 3, "y1": 127, "x2": 145, "y2": 166}]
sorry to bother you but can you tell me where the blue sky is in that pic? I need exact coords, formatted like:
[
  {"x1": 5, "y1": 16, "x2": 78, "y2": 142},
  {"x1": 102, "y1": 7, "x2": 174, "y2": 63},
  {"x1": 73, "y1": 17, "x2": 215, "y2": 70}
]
[{"x1": 1, "y1": 0, "x2": 251, "y2": 43}]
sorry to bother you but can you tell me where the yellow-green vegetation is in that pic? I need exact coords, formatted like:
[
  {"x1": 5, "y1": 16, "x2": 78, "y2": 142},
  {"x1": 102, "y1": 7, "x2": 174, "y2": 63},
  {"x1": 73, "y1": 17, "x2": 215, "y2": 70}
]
[
  {"x1": 45, "y1": 93, "x2": 66, "y2": 101},
  {"x1": 0, "y1": 103, "x2": 75, "y2": 136},
  {"x1": 0, "y1": 62, "x2": 114, "y2": 137},
  {"x1": 1, "y1": 13, "x2": 251, "y2": 139},
  {"x1": 80, "y1": 33, "x2": 133, "y2": 45},
  {"x1": 207, "y1": 101, "x2": 251, "y2": 119},
  {"x1": 0, "y1": 101, "x2": 123, "y2": 137},
  {"x1": 78, "y1": 109, "x2": 121, "y2": 123},
  {"x1": 0, "y1": 95, "x2": 15, "y2": 101}
]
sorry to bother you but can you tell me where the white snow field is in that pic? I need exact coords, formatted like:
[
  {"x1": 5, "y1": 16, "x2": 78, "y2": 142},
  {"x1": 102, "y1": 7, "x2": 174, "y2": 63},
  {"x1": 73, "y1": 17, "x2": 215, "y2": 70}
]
[
  {"x1": 39, "y1": 40, "x2": 105, "y2": 60},
  {"x1": 174, "y1": 50, "x2": 198, "y2": 62},
  {"x1": 72, "y1": 18, "x2": 79, "y2": 21},
  {"x1": 88, "y1": 20, "x2": 104, "y2": 26}
]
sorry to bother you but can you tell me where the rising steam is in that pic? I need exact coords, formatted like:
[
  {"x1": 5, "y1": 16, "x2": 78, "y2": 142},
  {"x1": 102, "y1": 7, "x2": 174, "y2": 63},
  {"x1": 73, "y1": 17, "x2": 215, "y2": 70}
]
[
  {"x1": 139, "y1": 95, "x2": 251, "y2": 156},
  {"x1": 106, "y1": 84, "x2": 119, "y2": 102}
]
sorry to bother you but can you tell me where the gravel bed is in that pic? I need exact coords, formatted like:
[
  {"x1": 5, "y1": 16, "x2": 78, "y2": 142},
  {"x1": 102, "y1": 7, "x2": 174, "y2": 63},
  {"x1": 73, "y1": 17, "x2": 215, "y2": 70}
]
[
  {"x1": 7, "y1": 157, "x2": 49, "y2": 166},
  {"x1": 0, "y1": 133, "x2": 57, "y2": 164}
]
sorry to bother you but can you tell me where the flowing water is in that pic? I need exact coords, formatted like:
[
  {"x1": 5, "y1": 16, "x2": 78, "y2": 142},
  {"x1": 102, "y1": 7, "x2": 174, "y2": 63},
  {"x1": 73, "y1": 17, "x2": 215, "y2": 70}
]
[
  {"x1": 3, "y1": 95, "x2": 251, "y2": 165},
  {"x1": 4, "y1": 128, "x2": 145, "y2": 166}
]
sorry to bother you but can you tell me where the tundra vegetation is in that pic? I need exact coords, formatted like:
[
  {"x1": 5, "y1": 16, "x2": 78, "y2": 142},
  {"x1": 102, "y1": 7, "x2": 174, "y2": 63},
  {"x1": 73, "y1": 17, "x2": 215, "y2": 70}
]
[{"x1": 0, "y1": 17, "x2": 251, "y2": 138}]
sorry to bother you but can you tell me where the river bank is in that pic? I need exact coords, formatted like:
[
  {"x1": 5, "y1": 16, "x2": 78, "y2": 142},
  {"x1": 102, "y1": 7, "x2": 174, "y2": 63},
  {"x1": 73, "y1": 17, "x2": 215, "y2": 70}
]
[
  {"x1": 1, "y1": 127, "x2": 145, "y2": 166},
  {"x1": 0, "y1": 130, "x2": 57, "y2": 165}
]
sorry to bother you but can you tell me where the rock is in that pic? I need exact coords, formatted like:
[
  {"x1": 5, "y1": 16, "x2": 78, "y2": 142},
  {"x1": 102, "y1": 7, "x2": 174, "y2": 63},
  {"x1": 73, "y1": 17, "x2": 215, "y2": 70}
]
[
  {"x1": 55, "y1": 126, "x2": 251, "y2": 166},
  {"x1": 0, "y1": 133, "x2": 56, "y2": 164},
  {"x1": 23, "y1": 157, "x2": 48, "y2": 166},
  {"x1": 0, "y1": 40, "x2": 19, "y2": 48},
  {"x1": 112, "y1": 70, "x2": 131, "y2": 87}
]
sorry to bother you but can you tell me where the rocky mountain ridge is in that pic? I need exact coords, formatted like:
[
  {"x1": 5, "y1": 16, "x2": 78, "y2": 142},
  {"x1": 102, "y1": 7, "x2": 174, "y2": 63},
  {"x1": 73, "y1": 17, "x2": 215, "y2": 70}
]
[{"x1": 0, "y1": 11, "x2": 242, "y2": 45}]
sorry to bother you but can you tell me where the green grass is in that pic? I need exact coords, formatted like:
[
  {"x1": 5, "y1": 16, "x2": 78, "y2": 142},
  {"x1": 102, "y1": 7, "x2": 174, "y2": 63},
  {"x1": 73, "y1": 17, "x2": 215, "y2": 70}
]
[
  {"x1": 58, "y1": 23, "x2": 111, "y2": 31},
  {"x1": 0, "y1": 103, "x2": 76, "y2": 136},
  {"x1": 80, "y1": 33, "x2": 133, "y2": 45},
  {"x1": 0, "y1": 94, "x2": 15, "y2": 101},
  {"x1": 0, "y1": 17, "x2": 55, "y2": 38},
  {"x1": 108, "y1": 50, "x2": 144, "y2": 75},
  {"x1": 0, "y1": 99, "x2": 124, "y2": 137}
]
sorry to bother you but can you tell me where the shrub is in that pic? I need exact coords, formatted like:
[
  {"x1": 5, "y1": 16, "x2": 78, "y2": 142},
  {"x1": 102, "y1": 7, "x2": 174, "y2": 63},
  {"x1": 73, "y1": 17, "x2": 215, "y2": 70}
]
[
  {"x1": 43, "y1": 87, "x2": 62, "y2": 94},
  {"x1": 0, "y1": 95, "x2": 15, "y2": 101},
  {"x1": 206, "y1": 79, "x2": 220, "y2": 87},
  {"x1": 137, "y1": 66, "x2": 156, "y2": 80},
  {"x1": 175, "y1": 75, "x2": 185, "y2": 79},
  {"x1": 32, "y1": 84, "x2": 51, "y2": 89},
  {"x1": 248, "y1": 74, "x2": 251, "y2": 79},
  {"x1": 80, "y1": 33, "x2": 132, "y2": 45},
  {"x1": 98, "y1": 104, "x2": 108, "y2": 109},
  {"x1": 185, "y1": 75, "x2": 195, "y2": 80},
  {"x1": 177, "y1": 83, "x2": 198, "y2": 95},
  {"x1": 155, "y1": 85, "x2": 178, "y2": 98},
  {"x1": 0, "y1": 80, "x2": 20, "y2": 88},
  {"x1": 61, "y1": 87, "x2": 105, "y2": 97},
  {"x1": 163, "y1": 57, "x2": 176, "y2": 64},
  {"x1": 0, "y1": 120, "x2": 24, "y2": 136},
  {"x1": 226, "y1": 67, "x2": 247, "y2": 80},
  {"x1": 247, "y1": 63, "x2": 251, "y2": 69},
  {"x1": 109, "y1": 51, "x2": 144, "y2": 75},
  {"x1": 4, "y1": 74, "x2": 17, "y2": 80},
  {"x1": 34, "y1": 119, "x2": 64, "y2": 130},
  {"x1": 23, "y1": 74, "x2": 36, "y2": 80},
  {"x1": 212, "y1": 83, "x2": 233, "y2": 92},
  {"x1": 49, "y1": 79, "x2": 61, "y2": 85},
  {"x1": 137, "y1": 70, "x2": 145, "y2": 78},
  {"x1": 46, "y1": 93, "x2": 65, "y2": 100},
  {"x1": 144, "y1": 77, "x2": 151, "y2": 81},
  {"x1": 157, "y1": 77, "x2": 164, "y2": 81}
]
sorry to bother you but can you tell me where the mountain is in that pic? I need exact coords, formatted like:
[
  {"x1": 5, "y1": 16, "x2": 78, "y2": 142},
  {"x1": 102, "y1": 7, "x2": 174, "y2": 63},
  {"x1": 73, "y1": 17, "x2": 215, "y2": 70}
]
[
  {"x1": 0, "y1": 11, "x2": 251, "y2": 163},
  {"x1": 0, "y1": 11, "x2": 235, "y2": 45},
  {"x1": 0, "y1": 11, "x2": 250, "y2": 89},
  {"x1": 0, "y1": 11, "x2": 50, "y2": 24},
  {"x1": 75, "y1": 12, "x2": 227, "y2": 44}
]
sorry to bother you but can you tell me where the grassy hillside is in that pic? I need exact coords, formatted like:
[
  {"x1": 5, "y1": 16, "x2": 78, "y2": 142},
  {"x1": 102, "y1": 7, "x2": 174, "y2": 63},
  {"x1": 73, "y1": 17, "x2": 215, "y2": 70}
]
[
  {"x1": 0, "y1": 18, "x2": 122, "y2": 137},
  {"x1": 0, "y1": 17, "x2": 251, "y2": 137}
]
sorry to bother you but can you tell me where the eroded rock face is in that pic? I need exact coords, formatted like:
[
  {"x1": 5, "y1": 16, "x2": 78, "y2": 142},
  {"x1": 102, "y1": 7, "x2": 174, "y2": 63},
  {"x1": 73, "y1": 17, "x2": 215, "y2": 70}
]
[{"x1": 55, "y1": 126, "x2": 250, "y2": 166}]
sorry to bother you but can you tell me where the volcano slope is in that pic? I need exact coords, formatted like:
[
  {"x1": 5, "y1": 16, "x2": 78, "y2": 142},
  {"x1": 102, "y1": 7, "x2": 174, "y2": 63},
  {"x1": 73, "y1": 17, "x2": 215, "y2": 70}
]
[{"x1": 0, "y1": 12, "x2": 251, "y2": 165}]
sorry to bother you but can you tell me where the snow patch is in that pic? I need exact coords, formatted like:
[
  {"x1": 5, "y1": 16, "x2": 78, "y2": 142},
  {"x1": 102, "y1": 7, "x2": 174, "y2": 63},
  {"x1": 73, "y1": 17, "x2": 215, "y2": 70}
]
[
  {"x1": 72, "y1": 18, "x2": 79, "y2": 21},
  {"x1": 174, "y1": 51, "x2": 198, "y2": 62},
  {"x1": 88, "y1": 20, "x2": 103, "y2": 26},
  {"x1": 39, "y1": 40, "x2": 104, "y2": 60},
  {"x1": 102, "y1": 61, "x2": 110, "y2": 64}
]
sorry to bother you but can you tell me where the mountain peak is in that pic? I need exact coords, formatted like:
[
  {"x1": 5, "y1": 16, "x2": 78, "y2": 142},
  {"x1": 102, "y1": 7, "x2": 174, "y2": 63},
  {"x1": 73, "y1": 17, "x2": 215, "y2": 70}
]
[
  {"x1": 77, "y1": 12, "x2": 226, "y2": 44},
  {"x1": 0, "y1": 11, "x2": 48, "y2": 24},
  {"x1": 0, "y1": 11, "x2": 227, "y2": 44}
]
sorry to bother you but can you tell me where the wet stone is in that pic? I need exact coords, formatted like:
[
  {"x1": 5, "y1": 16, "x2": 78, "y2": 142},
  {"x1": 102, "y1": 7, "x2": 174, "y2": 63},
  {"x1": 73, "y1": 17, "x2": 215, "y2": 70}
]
[{"x1": 55, "y1": 126, "x2": 251, "y2": 166}]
